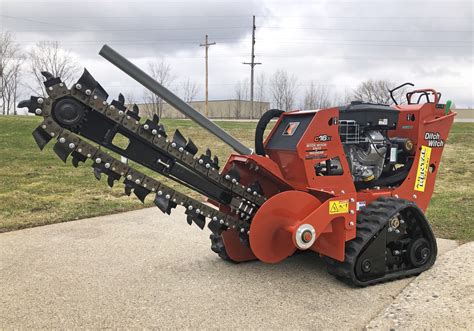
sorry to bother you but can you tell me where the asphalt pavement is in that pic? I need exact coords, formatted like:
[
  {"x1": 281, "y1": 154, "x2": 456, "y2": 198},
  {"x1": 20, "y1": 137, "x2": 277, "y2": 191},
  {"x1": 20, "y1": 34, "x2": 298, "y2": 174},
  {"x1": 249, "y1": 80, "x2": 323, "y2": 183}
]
[{"x1": 0, "y1": 208, "x2": 467, "y2": 329}]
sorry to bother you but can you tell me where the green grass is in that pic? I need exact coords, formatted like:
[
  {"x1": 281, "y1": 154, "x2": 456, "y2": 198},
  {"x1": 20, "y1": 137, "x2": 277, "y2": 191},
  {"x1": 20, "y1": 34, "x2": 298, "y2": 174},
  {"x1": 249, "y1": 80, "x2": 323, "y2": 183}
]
[
  {"x1": 426, "y1": 123, "x2": 474, "y2": 242},
  {"x1": 0, "y1": 116, "x2": 472, "y2": 241}
]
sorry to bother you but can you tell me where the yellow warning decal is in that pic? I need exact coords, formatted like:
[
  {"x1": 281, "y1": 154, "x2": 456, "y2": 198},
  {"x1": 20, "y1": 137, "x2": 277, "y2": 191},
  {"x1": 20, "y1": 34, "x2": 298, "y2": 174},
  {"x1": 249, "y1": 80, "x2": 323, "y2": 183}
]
[
  {"x1": 414, "y1": 145, "x2": 432, "y2": 192},
  {"x1": 329, "y1": 200, "x2": 349, "y2": 215}
]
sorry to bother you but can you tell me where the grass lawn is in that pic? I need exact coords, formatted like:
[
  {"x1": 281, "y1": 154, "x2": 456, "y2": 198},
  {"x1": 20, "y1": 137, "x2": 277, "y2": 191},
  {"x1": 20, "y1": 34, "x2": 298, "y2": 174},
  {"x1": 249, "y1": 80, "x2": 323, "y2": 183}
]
[{"x1": 0, "y1": 116, "x2": 472, "y2": 241}]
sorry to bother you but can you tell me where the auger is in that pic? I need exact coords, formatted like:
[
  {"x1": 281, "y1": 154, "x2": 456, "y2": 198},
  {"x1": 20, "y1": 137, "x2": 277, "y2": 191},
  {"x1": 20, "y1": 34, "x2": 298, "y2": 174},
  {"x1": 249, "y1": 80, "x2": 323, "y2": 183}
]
[{"x1": 19, "y1": 45, "x2": 456, "y2": 286}]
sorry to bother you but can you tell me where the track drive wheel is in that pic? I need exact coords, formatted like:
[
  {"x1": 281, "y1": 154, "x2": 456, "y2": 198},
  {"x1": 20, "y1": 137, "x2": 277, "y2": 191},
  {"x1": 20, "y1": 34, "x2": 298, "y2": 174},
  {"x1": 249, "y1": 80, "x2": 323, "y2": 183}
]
[{"x1": 325, "y1": 197, "x2": 437, "y2": 286}]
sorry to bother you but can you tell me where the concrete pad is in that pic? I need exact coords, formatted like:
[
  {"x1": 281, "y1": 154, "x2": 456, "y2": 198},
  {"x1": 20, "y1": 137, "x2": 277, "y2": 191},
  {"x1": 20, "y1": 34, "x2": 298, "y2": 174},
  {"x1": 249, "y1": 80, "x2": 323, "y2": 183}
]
[
  {"x1": 0, "y1": 208, "x2": 458, "y2": 329},
  {"x1": 367, "y1": 242, "x2": 474, "y2": 330}
]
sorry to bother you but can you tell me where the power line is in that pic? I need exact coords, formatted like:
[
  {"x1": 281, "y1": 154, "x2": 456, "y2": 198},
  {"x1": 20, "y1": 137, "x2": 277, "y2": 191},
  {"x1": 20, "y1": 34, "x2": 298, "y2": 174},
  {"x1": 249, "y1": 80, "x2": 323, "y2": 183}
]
[
  {"x1": 2, "y1": 15, "x2": 471, "y2": 34},
  {"x1": 3, "y1": 14, "x2": 471, "y2": 19},
  {"x1": 13, "y1": 39, "x2": 470, "y2": 48}
]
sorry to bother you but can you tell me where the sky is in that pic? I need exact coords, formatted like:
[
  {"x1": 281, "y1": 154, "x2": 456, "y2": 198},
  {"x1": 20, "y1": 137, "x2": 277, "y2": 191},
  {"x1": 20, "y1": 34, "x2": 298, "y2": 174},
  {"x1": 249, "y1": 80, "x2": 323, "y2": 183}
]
[{"x1": 1, "y1": 0, "x2": 473, "y2": 109}]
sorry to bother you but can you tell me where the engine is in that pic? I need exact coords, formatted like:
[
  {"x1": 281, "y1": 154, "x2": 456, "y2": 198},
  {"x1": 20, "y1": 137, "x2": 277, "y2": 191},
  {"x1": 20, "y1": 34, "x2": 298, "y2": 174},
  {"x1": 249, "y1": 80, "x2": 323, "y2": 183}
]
[
  {"x1": 342, "y1": 128, "x2": 387, "y2": 182},
  {"x1": 339, "y1": 102, "x2": 402, "y2": 183}
]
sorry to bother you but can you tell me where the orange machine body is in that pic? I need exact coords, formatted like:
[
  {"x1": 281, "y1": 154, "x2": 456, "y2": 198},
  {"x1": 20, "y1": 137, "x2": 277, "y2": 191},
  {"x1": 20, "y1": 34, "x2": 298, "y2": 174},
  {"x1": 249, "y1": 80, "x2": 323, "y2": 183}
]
[{"x1": 218, "y1": 89, "x2": 455, "y2": 264}]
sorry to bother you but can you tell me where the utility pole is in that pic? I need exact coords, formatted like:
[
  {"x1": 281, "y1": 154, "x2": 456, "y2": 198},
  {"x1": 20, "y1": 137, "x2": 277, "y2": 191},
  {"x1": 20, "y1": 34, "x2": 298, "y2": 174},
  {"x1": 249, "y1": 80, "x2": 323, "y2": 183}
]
[
  {"x1": 243, "y1": 15, "x2": 261, "y2": 119},
  {"x1": 200, "y1": 35, "x2": 216, "y2": 117}
]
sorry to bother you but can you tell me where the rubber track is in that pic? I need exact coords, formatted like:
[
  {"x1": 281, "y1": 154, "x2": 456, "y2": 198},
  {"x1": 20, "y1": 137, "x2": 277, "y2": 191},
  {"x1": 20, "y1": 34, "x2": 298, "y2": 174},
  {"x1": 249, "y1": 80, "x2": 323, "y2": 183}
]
[{"x1": 324, "y1": 197, "x2": 436, "y2": 287}]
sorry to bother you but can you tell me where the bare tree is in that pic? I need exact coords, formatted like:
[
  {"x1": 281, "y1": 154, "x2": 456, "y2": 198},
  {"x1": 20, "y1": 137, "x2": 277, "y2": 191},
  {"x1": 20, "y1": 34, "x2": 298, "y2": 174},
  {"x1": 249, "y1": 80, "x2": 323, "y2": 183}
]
[
  {"x1": 28, "y1": 41, "x2": 80, "y2": 95},
  {"x1": 124, "y1": 91, "x2": 136, "y2": 107},
  {"x1": 181, "y1": 78, "x2": 199, "y2": 103},
  {"x1": 303, "y1": 81, "x2": 331, "y2": 109},
  {"x1": 1, "y1": 31, "x2": 25, "y2": 115},
  {"x1": 144, "y1": 59, "x2": 175, "y2": 118},
  {"x1": 332, "y1": 88, "x2": 354, "y2": 105},
  {"x1": 255, "y1": 72, "x2": 267, "y2": 117},
  {"x1": 353, "y1": 79, "x2": 406, "y2": 105},
  {"x1": 270, "y1": 69, "x2": 298, "y2": 111},
  {"x1": 234, "y1": 79, "x2": 249, "y2": 119}
]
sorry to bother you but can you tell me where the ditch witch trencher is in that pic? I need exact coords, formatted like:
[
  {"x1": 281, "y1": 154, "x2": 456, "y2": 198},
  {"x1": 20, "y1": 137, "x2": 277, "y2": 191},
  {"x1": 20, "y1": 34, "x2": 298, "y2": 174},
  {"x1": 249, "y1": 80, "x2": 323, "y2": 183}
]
[{"x1": 19, "y1": 45, "x2": 456, "y2": 286}]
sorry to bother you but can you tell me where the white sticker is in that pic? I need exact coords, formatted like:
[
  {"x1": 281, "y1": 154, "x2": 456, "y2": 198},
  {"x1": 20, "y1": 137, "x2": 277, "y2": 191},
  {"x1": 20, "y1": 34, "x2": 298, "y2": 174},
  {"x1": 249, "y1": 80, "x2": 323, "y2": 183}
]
[{"x1": 356, "y1": 201, "x2": 366, "y2": 211}]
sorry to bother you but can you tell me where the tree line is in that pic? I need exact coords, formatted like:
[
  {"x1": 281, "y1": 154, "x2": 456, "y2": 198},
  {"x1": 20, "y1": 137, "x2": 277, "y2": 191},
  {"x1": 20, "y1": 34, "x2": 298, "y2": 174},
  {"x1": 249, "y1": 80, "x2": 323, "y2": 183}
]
[
  {"x1": 0, "y1": 32, "x2": 200, "y2": 117},
  {"x1": 234, "y1": 70, "x2": 409, "y2": 119},
  {"x1": 1, "y1": 31, "x2": 408, "y2": 118}
]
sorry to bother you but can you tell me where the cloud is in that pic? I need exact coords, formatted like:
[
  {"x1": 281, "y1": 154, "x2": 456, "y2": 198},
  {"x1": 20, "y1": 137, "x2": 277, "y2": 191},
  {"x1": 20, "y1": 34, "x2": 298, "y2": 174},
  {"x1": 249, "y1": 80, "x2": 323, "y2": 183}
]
[{"x1": 2, "y1": 0, "x2": 473, "y2": 107}]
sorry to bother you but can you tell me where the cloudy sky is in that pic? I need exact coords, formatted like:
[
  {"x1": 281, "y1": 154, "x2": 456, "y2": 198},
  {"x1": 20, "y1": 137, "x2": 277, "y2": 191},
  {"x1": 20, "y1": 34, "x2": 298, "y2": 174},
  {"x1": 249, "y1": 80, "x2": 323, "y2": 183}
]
[{"x1": 1, "y1": 0, "x2": 473, "y2": 108}]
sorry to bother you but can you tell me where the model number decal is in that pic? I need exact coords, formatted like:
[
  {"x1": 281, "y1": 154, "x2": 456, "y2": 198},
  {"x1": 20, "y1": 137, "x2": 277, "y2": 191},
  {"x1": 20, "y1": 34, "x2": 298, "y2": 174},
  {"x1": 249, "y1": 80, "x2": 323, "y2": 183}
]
[
  {"x1": 414, "y1": 145, "x2": 432, "y2": 192},
  {"x1": 315, "y1": 134, "x2": 332, "y2": 142}
]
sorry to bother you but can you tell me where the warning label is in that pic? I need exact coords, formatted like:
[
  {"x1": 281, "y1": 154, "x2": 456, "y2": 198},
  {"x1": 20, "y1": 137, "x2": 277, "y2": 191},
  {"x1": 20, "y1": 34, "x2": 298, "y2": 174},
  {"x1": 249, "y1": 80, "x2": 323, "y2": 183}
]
[
  {"x1": 414, "y1": 145, "x2": 432, "y2": 192},
  {"x1": 329, "y1": 200, "x2": 349, "y2": 215}
]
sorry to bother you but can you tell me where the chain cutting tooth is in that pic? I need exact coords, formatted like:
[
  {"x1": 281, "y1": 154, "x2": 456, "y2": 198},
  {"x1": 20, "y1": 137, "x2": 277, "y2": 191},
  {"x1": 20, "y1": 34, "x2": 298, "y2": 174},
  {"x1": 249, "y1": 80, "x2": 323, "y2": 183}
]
[
  {"x1": 124, "y1": 183, "x2": 133, "y2": 196},
  {"x1": 41, "y1": 71, "x2": 54, "y2": 81},
  {"x1": 157, "y1": 123, "x2": 167, "y2": 137},
  {"x1": 126, "y1": 104, "x2": 140, "y2": 121},
  {"x1": 18, "y1": 96, "x2": 44, "y2": 115},
  {"x1": 76, "y1": 68, "x2": 109, "y2": 100},
  {"x1": 198, "y1": 148, "x2": 217, "y2": 170},
  {"x1": 184, "y1": 209, "x2": 206, "y2": 229},
  {"x1": 107, "y1": 175, "x2": 116, "y2": 187},
  {"x1": 118, "y1": 93, "x2": 125, "y2": 105},
  {"x1": 154, "y1": 194, "x2": 176, "y2": 214},
  {"x1": 32, "y1": 125, "x2": 53, "y2": 150},
  {"x1": 185, "y1": 138, "x2": 198, "y2": 156},
  {"x1": 111, "y1": 94, "x2": 127, "y2": 112},
  {"x1": 172, "y1": 129, "x2": 187, "y2": 148},
  {"x1": 17, "y1": 99, "x2": 31, "y2": 109},
  {"x1": 194, "y1": 214, "x2": 207, "y2": 229},
  {"x1": 133, "y1": 185, "x2": 150, "y2": 203},
  {"x1": 186, "y1": 214, "x2": 193, "y2": 226},
  {"x1": 41, "y1": 71, "x2": 62, "y2": 90},
  {"x1": 53, "y1": 141, "x2": 74, "y2": 163},
  {"x1": 143, "y1": 116, "x2": 166, "y2": 138},
  {"x1": 212, "y1": 155, "x2": 219, "y2": 169},
  {"x1": 71, "y1": 151, "x2": 86, "y2": 168},
  {"x1": 93, "y1": 167, "x2": 102, "y2": 181}
]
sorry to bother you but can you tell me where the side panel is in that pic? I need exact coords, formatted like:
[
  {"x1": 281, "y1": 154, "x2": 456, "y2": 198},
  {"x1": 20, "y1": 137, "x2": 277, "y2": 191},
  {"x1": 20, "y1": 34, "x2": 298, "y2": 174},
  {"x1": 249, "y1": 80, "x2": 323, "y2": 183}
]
[{"x1": 391, "y1": 104, "x2": 455, "y2": 211}]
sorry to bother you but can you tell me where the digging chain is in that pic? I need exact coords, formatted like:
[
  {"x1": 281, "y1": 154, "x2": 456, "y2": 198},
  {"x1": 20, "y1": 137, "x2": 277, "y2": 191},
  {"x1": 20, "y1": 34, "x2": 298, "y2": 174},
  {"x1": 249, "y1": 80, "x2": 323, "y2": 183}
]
[{"x1": 26, "y1": 76, "x2": 267, "y2": 236}]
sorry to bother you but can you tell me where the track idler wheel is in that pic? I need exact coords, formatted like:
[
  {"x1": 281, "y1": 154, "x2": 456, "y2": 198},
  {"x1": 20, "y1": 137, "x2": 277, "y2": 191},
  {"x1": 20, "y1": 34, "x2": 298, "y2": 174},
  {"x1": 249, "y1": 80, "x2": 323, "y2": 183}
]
[
  {"x1": 249, "y1": 191, "x2": 321, "y2": 263},
  {"x1": 408, "y1": 238, "x2": 432, "y2": 267}
]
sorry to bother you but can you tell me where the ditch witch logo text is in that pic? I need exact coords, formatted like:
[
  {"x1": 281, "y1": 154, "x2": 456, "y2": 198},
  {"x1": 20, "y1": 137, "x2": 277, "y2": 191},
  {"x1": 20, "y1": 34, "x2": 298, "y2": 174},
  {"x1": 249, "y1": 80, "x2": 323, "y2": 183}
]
[{"x1": 425, "y1": 132, "x2": 444, "y2": 147}]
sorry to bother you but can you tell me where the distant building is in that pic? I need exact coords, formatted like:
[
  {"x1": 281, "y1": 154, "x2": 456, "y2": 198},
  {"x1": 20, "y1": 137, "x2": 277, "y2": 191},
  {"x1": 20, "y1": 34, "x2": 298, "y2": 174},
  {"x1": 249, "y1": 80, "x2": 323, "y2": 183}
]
[
  {"x1": 454, "y1": 108, "x2": 474, "y2": 122},
  {"x1": 137, "y1": 99, "x2": 271, "y2": 119}
]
